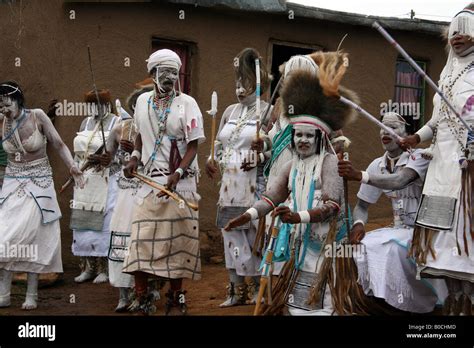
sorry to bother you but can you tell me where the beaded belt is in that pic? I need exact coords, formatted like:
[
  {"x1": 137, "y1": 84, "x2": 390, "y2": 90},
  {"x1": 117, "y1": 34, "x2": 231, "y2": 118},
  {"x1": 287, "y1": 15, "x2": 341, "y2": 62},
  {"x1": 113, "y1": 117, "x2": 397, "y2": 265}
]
[{"x1": 5, "y1": 157, "x2": 53, "y2": 189}]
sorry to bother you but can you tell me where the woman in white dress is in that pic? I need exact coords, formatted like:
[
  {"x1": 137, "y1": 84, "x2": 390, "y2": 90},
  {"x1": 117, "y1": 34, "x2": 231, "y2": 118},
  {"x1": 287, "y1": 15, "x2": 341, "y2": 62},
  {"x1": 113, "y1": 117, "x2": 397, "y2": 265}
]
[
  {"x1": 0, "y1": 81, "x2": 83, "y2": 310},
  {"x1": 206, "y1": 48, "x2": 271, "y2": 307},
  {"x1": 70, "y1": 89, "x2": 120, "y2": 285},
  {"x1": 402, "y1": 6, "x2": 474, "y2": 315}
]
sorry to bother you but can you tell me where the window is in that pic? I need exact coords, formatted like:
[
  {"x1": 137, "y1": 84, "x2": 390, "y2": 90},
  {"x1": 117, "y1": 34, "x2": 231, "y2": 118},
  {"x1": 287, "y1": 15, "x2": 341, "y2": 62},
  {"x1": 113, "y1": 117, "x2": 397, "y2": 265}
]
[
  {"x1": 393, "y1": 58, "x2": 427, "y2": 133},
  {"x1": 151, "y1": 38, "x2": 195, "y2": 95}
]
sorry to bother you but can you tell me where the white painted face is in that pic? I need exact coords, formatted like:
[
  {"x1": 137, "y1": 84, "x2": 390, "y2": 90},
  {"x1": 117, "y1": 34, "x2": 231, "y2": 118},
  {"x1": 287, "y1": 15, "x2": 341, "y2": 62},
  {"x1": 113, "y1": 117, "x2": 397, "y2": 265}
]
[
  {"x1": 235, "y1": 80, "x2": 248, "y2": 102},
  {"x1": 380, "y1": 121, "x2": 406, "y2": 152},
  {"x1": 0, "y1": 96, "x2": 20, "y2": 120},
  {"x1": 294, "y1": 126, "x2": 317, "y2": 158},
  {"x1": 155, "y1": 66, "x2": 179, "y2": 93}
]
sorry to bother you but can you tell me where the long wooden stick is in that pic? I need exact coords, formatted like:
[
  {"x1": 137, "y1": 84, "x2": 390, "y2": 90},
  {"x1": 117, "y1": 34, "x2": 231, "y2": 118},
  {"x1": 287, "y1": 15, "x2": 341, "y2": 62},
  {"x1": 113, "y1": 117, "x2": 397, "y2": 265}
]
[
  {"x1": 254, "y1": 213, "x2": 279, "y2": 315},
  {"x1": 255, "y1": 58, "x2": 261, "y2": 140},
  {"x1": 87, "y1": 46, "x2": 107, "y2": 151},
  {"x1": 131, "y1": 172, "x2": 199, "y2": 211},
  {"x1": 339, "y1": 96, "x2": 402, "y2": 142}
]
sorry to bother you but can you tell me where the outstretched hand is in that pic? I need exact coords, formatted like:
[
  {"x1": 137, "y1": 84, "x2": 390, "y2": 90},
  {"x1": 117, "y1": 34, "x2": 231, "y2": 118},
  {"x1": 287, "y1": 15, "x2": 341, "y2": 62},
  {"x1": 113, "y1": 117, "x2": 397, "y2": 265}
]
[{"x1": 224, "y1": 213, "x2": 251, "y2": 231}]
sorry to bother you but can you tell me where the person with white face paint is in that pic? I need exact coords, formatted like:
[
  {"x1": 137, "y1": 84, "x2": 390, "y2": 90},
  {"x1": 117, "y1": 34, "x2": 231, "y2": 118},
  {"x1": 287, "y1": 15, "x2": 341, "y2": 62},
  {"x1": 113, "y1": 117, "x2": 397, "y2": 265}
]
[
  {"x1": 338, "y1": 112, "x2": 448, "y2": 313},
  {"x1": 205, "y1": 48, "x2": 272, "y2": 308},
  {"x1": 0, "y1": 81, "x2": 83, "y2": 310},
  {"x1": 225, "y1": 52, "x2": 358, "y2": 315},
  {"x1": 400, "y1": 4, "x2": 474, "y2": 315},
  {"x1": 70, "y1": 89, "x2": 120, "y2": 285},
  {"x1": 122, "y1": 49, "x2": 205, "y2": 315}
]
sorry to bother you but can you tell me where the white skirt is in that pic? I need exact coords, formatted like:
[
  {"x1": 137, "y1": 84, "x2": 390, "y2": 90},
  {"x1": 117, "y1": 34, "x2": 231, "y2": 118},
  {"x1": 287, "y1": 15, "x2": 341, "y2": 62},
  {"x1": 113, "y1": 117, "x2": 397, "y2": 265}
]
[
  {"x1": 356, "y1": 227, "x2": 448, "y2": 313},
  {"x1": 222, "y1": 223, "x2": 261, "y2": 277},
  {"x1": 0, "y1": 185, "x2": 62, "y2": 273},
  {"x1": 108, "y1": 175, "x2": 137, "y2": 288},
  {"x1": 72, "y1": 173, "x2": 119, "y2": 257}
]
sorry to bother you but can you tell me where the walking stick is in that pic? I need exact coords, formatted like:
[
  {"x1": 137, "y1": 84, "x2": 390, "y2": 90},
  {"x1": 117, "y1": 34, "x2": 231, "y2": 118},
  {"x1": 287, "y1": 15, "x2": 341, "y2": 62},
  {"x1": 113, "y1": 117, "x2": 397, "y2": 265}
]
[
  {"x1": 373, "y1": 21, "x2": 472, "y2": 132},
  {"x1": 254, "y1": 213, "x2": 280, "y2": 315},
  {"x1": 255, "y1": 58, "x2": 262, "y2": 139},
  {"x1": 87, "y1": 46, "x2": 108, "y2": 151},
  {"x1": 207, "y1": 91, "x2": 218, "y2": 165},
  {"x1": 131, "y1": 172, "x2": 199, "y2": 211},
  {"x1": 341, "y1": 138, "x2": 354, "y2": 239}
]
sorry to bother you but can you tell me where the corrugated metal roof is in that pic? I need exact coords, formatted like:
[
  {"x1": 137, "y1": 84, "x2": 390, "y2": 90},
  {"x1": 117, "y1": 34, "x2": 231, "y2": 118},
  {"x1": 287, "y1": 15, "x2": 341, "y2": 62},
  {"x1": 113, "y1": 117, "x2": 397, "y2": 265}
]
[{"x1": 288, "y1": 3, "x2": 448, "y2": 35}]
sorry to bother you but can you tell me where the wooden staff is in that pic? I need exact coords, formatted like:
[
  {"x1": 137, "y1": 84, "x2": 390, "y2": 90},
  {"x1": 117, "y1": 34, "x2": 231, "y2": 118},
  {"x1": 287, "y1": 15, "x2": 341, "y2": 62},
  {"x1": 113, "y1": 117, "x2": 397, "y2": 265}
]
[
  {"x1": 207, "y1": 91, "x2": 218, "y2": 165},
  {"x1": 373, "y1": 21, "x2": 472, "y2": 132},
  {"x1": 131, "y1": 172, "x2": 199, "y2": 211},
  {"x1": 87, "y1": 46, "x2": 108, "y2": 151},
  {"x1": 254, "y1": 213, "x2": 280, "y2": 315},
  {"x1": 255, "y1": 58, "x2": 261, "y2": 139},
  {"x1": 59, "y1": 144, "x2": 104, "y2": 193},
  {"x1": 339, "y1": 96, "x2": 402, "y2": 142},
  {"x1": 342, "y1": 144, "x2": 351, "y2": 237}
]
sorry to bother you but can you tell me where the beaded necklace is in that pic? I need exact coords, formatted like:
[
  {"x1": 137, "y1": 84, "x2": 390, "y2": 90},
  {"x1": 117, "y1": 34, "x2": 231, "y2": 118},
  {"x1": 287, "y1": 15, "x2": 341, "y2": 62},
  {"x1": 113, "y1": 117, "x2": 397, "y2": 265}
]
[
  {"x1": 220, "y1": 104, "x2": 257, "y2": 172},
  {"x1": 430, "y1": 61, "x2": 474, "y2": 156},
  {"x1": 143, "y1": 90, "x2": 175, "y2": 173}
]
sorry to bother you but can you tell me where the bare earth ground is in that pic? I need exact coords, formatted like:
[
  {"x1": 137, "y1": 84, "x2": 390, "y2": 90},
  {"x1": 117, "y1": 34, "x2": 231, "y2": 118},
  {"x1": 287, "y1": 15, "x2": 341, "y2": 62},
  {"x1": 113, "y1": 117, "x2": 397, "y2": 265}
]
[{"x1": 0, "y1": 218, "x2": 434, "y2": 316}]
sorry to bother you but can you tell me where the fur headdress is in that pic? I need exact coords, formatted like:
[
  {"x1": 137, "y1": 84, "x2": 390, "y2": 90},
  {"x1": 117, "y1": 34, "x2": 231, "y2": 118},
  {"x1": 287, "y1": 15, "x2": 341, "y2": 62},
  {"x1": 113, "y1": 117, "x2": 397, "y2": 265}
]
[{"x1": 280, "y1": 51, "x2": 359, "y2": 133}]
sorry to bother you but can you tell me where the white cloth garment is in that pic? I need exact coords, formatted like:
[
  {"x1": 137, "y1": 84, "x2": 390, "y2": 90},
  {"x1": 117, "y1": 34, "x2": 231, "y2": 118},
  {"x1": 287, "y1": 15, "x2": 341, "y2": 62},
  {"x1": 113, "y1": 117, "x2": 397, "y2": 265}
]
[
  {"x1": 72, "y1": 172, "x2": 118, "y2": 257},
  {"x1": 416, "y1": 55, "x2": 474, "y2": 281},
  {"x1": 356, "y1": 149, "x2": 448, "y2": 312},
  {"x1": 0, "y1": 158, "x2": 62, "y2": 273},
  {"x1": 72, "y1": 115, "x2": 118, "y2": 257},
  {"x1": 217, "y1": 102, "x2": 268, "y2": 276},
  {"x1": 108, "y1": 173, "x2": 139, "y2": 288}
]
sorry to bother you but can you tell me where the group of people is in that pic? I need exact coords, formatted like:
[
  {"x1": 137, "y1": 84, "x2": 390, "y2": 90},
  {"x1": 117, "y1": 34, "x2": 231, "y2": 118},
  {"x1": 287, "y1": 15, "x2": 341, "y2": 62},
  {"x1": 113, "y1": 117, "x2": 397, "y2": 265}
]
[{"x1": 0, "y1": 4, "x2": 472, "y2": 316}]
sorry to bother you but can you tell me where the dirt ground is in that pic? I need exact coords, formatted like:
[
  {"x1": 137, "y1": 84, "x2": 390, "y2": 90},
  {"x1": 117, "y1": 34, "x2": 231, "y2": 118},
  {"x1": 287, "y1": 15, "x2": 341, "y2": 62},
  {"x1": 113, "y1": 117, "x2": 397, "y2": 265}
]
[{"x1": 0, "y1": 218, "x2": 399, "y2": 316}]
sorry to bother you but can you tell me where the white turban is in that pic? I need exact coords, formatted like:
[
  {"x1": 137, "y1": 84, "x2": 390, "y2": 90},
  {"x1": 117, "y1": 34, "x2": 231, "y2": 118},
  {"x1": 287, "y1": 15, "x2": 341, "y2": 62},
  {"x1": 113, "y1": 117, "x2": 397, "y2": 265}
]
[{"x1": 146, "y1": 49, "x2": 182, "y2": 73}]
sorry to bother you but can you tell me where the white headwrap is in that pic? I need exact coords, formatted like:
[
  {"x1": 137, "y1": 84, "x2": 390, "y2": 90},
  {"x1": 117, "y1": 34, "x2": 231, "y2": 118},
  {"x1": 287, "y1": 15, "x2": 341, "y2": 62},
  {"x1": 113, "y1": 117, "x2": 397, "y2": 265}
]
[
  {"x1": 283, "y1": 55, "x2": 319, "y2": 78},
  {"x1": 382, "y1": 112, "x2": 407, "y2": 126},
  {"x1": 146, "y1": 49, "x2": 182, "y2": 73},
  {"x1": 448, "y1": 9, "x2": 474, "y2": 39}
]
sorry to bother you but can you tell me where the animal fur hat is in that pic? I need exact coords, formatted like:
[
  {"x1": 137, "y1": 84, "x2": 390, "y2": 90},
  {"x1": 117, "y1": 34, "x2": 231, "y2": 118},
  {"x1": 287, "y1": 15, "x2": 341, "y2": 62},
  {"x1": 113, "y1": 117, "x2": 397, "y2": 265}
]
[{"x1": 280, "y1": 51, "x2": 359, "y2": 133}]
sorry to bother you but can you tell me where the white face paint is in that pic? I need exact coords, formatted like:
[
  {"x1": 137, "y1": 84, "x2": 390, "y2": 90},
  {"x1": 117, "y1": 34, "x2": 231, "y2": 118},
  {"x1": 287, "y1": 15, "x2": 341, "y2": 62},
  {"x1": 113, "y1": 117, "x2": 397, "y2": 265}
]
[
  {"x1": 235, "y1": 80, "x2": 256, "y2": 106},
  {"x1": 155, "y1": 66, "x2": 179, "y2": 93},
  {"x1": 0, "y1": 96, "x2": 20, "y2": 120},
  {"x1": 379, "y1": 121, "x2": 406, "y2": 152},
  {"x1": 294, "y1": 126, "x2": 317, "y2": 158}
]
